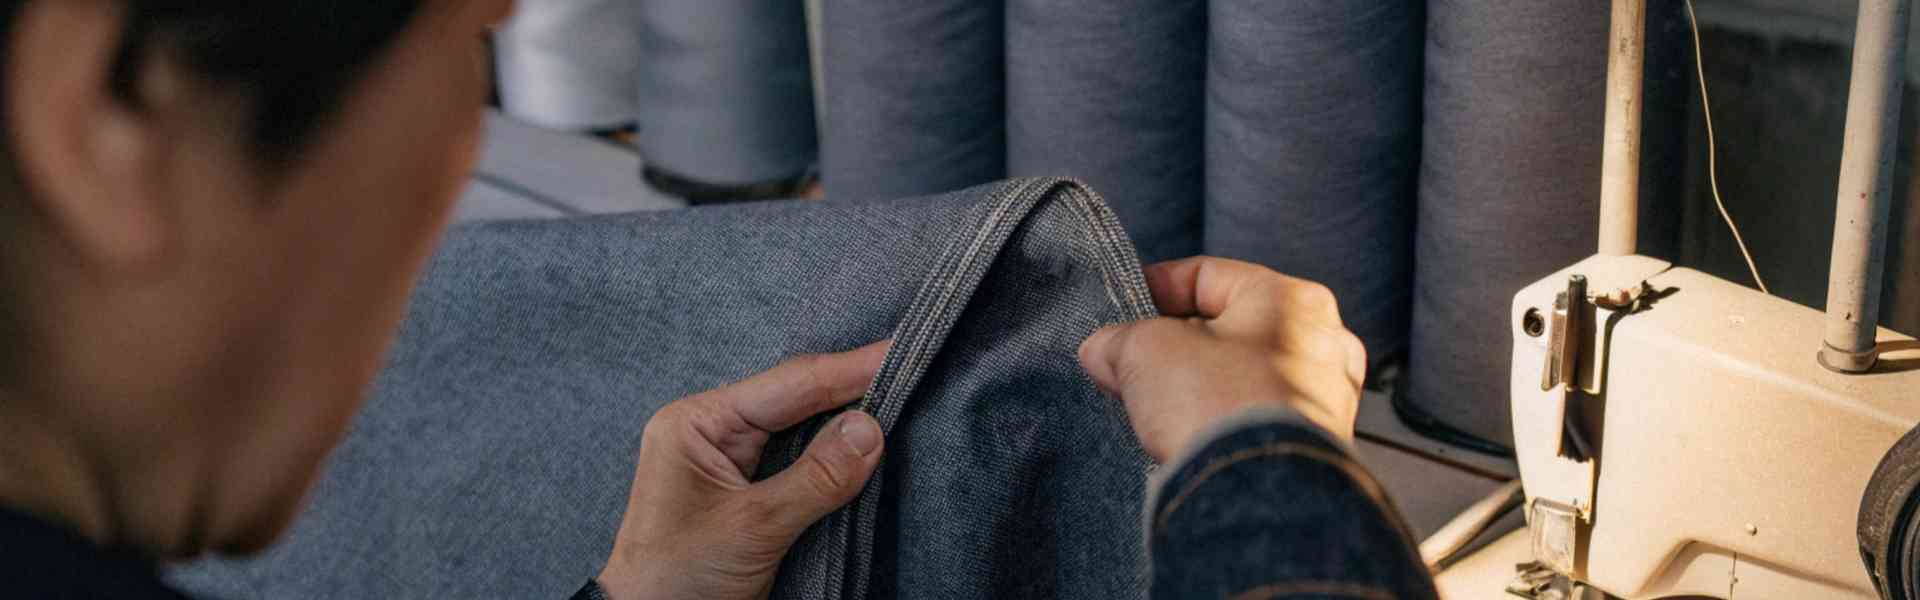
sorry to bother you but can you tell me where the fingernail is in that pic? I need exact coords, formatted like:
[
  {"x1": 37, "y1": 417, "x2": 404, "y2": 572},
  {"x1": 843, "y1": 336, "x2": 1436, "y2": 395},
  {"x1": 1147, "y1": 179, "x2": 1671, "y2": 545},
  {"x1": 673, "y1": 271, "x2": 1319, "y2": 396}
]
[{"x1": 839, "y1": 411, "x2": 881, "y2": 456}]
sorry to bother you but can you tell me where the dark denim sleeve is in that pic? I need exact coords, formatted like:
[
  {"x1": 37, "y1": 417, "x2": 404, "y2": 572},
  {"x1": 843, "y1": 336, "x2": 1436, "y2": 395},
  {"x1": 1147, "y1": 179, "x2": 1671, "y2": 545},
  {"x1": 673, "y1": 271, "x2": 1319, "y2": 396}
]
[
  {"x1": 1147, "y1": 415, "x2": 1438, "y2": 600},
  {"x1": 568, "y1": 579, "x2": 610, "y2": 600}
]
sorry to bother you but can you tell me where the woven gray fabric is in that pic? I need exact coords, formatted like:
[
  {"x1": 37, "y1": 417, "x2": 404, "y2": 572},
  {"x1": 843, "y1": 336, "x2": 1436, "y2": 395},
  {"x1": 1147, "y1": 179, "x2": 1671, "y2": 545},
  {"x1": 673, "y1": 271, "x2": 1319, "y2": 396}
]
[
  {"x1": 632, "y1": 0, "x2": 818, "y2": 185},
  {"x1": 1412, "y1": 0, "x2": 1606, "y2": 446},
  {"x1": 1409, "y1": 1, "x2": 1688, "y2": 447},
  {"x1": 1202, "y1": 0, "x2": 1423, "y2": 365},
  {"x1": 768, "y1": 178, "x2": 1156, "y2": 600},
  {"x1": 820, "y1": 0, "x2": 1005, "y2": 202},
  {"x1": 167, "y1": 179, "x2": 1156, "y2": 600},
  {"x1": 1006, "y1": 0, "x2": 1205, "y2": 264}
]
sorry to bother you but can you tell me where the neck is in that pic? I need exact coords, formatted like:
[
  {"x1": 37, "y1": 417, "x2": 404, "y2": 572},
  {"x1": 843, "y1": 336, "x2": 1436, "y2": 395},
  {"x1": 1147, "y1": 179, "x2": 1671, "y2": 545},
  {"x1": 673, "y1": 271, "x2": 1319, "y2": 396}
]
[
  {"x1": 0, "y1": 371, "x2": 220, "y2": 560},
  {"x1": 0, "y1": 228, "x2": 234, "y2": 560},
  {"x1": 0, "y1": 208, "x2": 124, "y2": 551},
  {"x1": 0, "y1": 223, "x2": 295, "y2": 562},
  {"x1": 0, "y1": 399, "x2": 120, "y2": 549}
]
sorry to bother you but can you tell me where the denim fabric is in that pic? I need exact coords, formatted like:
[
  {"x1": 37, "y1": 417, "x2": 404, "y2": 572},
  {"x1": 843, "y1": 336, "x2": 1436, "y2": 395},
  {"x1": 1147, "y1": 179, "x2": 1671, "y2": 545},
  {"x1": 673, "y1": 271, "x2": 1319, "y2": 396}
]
[
  {"x1": 1409, "y1": 1, "x2": 1688, "y2": 446},
  {"x1": 764, "y1": 179, "x2": 1157, "y2": 600},
  {"x1": 1006, "y1": 0, "x2": 1205, "y2": 264},
  {"x1": 1202, "y1": 1, "x2": 1423, "y2": 366},
  {"x1": 570, "y1": 579, "x2": 612, "y2": 600},
  {"x1": 1410, "y1": 0, "x2": 1609, "y2": 446},
  {"x1": 168, "y1": 179, "x2": 1159, "y2": 600},
  {"x1": 820, "y1": 0, "x2": 1005, "y2": 202},
  {"x1": 632, "y1": 0, "x2": 818, "y2": 185},
  {"x1": 838, "y1": 0, "x2": 1423, "y2": 356},
  {"x1": 1148, "y1": 420, "x2": 1436, "y2": 600}
]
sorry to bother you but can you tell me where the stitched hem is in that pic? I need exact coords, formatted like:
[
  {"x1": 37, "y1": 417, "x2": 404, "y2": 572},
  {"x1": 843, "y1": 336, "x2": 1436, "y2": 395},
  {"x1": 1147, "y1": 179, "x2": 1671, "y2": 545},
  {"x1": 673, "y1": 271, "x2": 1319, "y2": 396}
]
[
  {"x1": 1154, "y1": 442, "x2": 1363, "y2": 532},
  {"x1": 1142, "y1": 406, "x2": 1332, "y2": 530},
  {"x1": 770, "y1": 177, "x2": 1158, "y2": 600},
  {"x1": 1144, "y1": 429, "x2": 1433, "y2": 597}
]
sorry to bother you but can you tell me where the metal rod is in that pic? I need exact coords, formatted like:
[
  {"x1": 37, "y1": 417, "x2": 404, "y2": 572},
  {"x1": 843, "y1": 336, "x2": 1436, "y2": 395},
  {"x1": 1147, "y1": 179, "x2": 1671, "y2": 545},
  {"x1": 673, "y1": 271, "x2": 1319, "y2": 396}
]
[
  {"x1": 1598, "y1": 0, "x2": 1647, "y2": 256},
  {"x1": 1821, "y1": 0, "x2": 1911, "y2": 374}
]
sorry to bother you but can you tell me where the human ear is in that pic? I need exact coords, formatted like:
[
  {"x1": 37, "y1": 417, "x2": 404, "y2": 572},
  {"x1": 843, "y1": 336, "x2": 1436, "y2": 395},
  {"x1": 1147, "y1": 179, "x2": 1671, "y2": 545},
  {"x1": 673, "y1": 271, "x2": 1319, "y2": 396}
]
[{"x1": 6, "y1": 0, "x2": 181, "y2": 270}]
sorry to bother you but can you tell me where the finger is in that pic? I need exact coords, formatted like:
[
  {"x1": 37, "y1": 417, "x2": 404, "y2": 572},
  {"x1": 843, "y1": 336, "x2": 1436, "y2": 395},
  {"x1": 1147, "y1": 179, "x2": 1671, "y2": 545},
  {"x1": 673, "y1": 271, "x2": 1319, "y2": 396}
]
[
  {"x1": 752, "y1": 410, "x2": 885, "y2": 537},
  {"x1": 1143, "y1": 257, "x2": 1273, "y2": 318},
  {"x1": 1342, "y1": 331, "x2": 1367, "y2": 392},
  {"x1": 1078, "y1": 324, "x2": 1133, "y2": 397},
  {"x1": 1144, "y1": 258, "x2": 1342, "y2": 327},
  {"x1": 704, "y1": 340, "x2": 890, "y2": 433},
  {"x1": 1078, "y1": 318, "x2": 1193, "y2": 399}
]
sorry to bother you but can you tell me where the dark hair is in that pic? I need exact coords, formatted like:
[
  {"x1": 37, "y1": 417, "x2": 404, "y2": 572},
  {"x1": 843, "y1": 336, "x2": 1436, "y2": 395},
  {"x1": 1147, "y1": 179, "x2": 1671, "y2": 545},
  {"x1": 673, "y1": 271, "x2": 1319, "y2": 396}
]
[{"x1": 0, "y1": 1, "x2": 426, "y2": 163}]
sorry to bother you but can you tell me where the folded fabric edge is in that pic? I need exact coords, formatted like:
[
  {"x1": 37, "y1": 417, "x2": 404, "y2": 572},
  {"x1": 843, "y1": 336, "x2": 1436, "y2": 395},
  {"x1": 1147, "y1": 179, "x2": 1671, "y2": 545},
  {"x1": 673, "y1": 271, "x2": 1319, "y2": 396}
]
[{"x1": 768, "y1": 177, "x2": 1159, "y2": 600}]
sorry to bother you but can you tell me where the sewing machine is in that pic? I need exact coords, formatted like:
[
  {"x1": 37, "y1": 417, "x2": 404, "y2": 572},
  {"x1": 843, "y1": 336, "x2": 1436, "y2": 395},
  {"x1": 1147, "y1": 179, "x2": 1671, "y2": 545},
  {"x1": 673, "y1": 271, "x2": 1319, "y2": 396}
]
[{"x1": 1435, "y1": 1, "x2": 1920, "y2": 598}]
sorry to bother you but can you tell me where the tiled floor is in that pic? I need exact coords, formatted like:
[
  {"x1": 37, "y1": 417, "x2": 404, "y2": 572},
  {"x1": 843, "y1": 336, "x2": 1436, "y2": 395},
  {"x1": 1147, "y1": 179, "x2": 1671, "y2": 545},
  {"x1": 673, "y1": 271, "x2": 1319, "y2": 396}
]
[{"x1": 453, "y1": 112, "x2": 683, "y2": 223}]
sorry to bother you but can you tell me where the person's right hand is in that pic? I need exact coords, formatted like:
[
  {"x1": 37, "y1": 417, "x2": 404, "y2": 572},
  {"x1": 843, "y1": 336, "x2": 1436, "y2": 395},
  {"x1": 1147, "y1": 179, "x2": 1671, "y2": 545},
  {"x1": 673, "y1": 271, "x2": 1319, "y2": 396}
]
[{"x1": 1078, "y1": 257, "x2": 1366, "y2": 462}]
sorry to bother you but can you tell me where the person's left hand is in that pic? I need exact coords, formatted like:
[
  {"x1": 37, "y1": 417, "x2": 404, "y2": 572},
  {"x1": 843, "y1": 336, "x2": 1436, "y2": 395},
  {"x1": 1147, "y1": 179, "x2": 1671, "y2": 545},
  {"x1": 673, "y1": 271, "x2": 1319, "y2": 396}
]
[{"x1": 595, "y1": 341, "x2": 890, "y2": 600}]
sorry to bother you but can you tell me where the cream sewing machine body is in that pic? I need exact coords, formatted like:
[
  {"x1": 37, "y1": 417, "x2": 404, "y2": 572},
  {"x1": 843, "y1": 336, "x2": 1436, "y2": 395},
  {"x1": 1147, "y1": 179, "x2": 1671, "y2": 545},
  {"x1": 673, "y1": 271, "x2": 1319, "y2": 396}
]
[
  {"x1": 1493, "y1": 255, "x2": 1920, "y2": 599},
  {"x1": 1437, "y1": 1, "x2": 1920, "y2": 598}
]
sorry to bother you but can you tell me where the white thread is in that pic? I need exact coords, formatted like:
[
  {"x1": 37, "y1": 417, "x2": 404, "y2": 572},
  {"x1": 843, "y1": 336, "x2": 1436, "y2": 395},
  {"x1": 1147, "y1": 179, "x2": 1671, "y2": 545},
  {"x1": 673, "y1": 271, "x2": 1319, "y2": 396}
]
[{"x1": 1686, "y1": 0, "x2": 1771, "y2": 295}]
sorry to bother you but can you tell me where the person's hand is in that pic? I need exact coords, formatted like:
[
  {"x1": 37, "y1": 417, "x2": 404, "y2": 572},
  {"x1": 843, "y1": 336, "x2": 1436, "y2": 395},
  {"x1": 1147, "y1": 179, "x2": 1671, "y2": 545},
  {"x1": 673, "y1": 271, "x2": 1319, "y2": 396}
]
[
  {"x1": 1078, "y1": 257, "x2": 1365, "y2": 462},
  {"x1": 596, "y1": 342, "x2": 890, "y2": 600}
]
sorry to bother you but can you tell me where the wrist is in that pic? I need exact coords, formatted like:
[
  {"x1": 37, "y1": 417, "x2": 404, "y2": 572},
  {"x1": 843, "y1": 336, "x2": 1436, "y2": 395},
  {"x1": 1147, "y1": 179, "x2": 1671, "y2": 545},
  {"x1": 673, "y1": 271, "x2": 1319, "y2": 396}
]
[{"x1": 1166, "y1": 405, "x2": 1331, "y2": 468}]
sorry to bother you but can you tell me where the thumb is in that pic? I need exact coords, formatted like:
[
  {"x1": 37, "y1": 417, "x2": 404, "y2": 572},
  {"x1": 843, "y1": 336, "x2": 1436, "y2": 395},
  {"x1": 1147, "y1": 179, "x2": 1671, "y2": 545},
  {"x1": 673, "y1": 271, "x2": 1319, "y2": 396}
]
[
  {"x1": 753, "y1": 410, "x2": 885, "y2": 538},
  {"x1": 1079, "y1": 321, "x2": 1161, "y2": 397},
  {"x1": 1078, "y1": 325, "x2": 1123, "y2": 396}
]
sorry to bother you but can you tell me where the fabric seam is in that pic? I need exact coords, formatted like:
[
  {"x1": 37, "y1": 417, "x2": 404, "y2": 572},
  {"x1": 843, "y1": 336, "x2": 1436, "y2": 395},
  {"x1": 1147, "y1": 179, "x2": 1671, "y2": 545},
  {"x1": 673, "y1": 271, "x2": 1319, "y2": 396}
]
[{"x1": 783, "y1": 177, "x2": 1157, "y2": 600}]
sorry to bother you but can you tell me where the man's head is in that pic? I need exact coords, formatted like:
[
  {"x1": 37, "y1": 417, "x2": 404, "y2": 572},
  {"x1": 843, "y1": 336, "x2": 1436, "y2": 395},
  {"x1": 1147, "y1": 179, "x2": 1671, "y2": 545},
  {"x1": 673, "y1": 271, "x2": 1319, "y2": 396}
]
[{"x1": 0, "y1": 0, "x2": 513, "y2": 557}]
